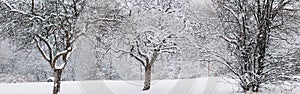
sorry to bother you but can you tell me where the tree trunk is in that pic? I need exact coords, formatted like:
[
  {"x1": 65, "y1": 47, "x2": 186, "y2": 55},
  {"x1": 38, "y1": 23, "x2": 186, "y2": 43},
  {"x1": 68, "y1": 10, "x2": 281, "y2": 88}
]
[
  {"x1": 53, "y1": 69, "x2": 62, "y2": 94},
  {"x1": 252, "y1": 84, "x2": 259, "y2": 92},
  {"x1": 241, "y1": 83, "x2": 250, "y2": 92},
  {"x1": 143, "y1": 64, "x2": 152, "y2": 91}
]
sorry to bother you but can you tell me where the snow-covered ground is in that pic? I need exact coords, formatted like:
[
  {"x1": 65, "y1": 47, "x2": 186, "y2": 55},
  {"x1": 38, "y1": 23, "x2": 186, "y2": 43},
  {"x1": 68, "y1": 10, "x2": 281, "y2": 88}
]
[{"x1": 0, "y1": 77, "x2": 299, "y2": 94}]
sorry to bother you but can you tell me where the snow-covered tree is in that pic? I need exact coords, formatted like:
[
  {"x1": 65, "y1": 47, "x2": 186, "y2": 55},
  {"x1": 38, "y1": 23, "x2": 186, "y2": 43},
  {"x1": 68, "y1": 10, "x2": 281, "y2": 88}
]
[
  {"x1": 108, "y1": 0, "x2": 191, "y2": 90},
  {"x1": 0, "y1": 0, "x2": 85, "y2": 94},
  {"x1": 0, "y1": 38, "x2": 52, "y2": 83},
  {"x1": 212, "y1": 0, "x2": 300, "y2": 92},
  {"x1": 74, "y1": 0, "x2": 125, "y2": 80}
]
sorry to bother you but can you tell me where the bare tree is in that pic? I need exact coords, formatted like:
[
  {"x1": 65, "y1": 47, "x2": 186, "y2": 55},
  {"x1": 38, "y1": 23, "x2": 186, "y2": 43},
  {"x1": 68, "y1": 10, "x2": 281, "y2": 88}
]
[
  {"x1": 213, "y1": 0, "x2": 300, "y2": 92},
  {"x1": 0, "y1": 0, "x2": 85, "y2": 94}
]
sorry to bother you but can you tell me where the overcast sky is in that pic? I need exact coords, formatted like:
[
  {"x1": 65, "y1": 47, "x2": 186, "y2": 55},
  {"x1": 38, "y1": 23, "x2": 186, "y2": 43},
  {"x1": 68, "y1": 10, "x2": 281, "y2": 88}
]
[{"x1": 191, "y1": 0, "x2": 210, "y2": 5}]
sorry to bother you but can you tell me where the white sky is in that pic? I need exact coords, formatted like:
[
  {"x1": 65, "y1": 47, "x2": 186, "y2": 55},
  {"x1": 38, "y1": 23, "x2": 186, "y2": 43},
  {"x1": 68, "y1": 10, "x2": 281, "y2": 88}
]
[{"x1": 191, "y1": 0, "x2": 210, "y2": 6}]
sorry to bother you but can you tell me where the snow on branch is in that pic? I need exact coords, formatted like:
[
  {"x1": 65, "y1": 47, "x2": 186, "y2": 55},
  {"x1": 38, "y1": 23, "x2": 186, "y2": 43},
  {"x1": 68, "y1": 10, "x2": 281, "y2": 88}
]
[
  {"x1": 86, "y1": 17, "x2": 122, "y2": 24},
  {"x1": 130, "y1": 51, "x2": 146, "y2": 67},
  {"x1": 34, "y1": 37, "x2": 51, "y2": 62},
  {"x1": 283, "y1": 8, "x2": 300, "y2": 11},
  {"x1": 35, "y1": 34, "x2": 53, "y2": 59},
  {"x1": 219, "y1": 36, "x2": 239, "y2": 46},
  {"x1": 3, "y1": 2, "x2": 45, "y2": 21},
  {"x1": 53, "y1": 48, "x2": 71, "y2": 69},
  {"x1": 70, "y1": 31, "x2": 85, "y2": 44},
  {"x1": 109, "y1": 46, "x2": 146, "y2": 67},
  {"x1": 160, "y1": 46, "x2": 179, "y2": 53},
  {"x1": 223, "y1": 5, "x2": 242, "y2": 26},
  {"x1": 208, "y1": 50, "x2": 243, "y2": 81},
  {"x1": 55, "y1": 62, "x2": 66, "y2": 69},
  {"x1": 136, "y1": 41, "x2": 150, "y2": 63},
  {"x1": 261, "y1": 67, "x2": 282, "y2": 75}
]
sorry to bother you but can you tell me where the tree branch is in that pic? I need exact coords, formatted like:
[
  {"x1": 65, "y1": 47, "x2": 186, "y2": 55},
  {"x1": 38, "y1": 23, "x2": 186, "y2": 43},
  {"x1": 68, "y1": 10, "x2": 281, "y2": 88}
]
[
  {"x1": 53, "y1": 49, "x2": 70, "y2": 69},
  {"x1": 110, "y1": 46, "x2": 146, "y2": 67},
  {"x1": 149, "y1": 51, "x2": 159, "y2": 66},
  {"x1": 3, "y1": 2, "x2": 45, "y2": 21},
  {"x1": 35, "y1": 34, "x2": 53, "y2": 60},
  {"x1": 219, "y1": 35, "x2": 239, "y2": 46},
  {"x1": 34, "y1": 37, "x2": 51, "y2": 63},
  {"x1": 136, "y1": 41, "x2": 150, "y2": 63},
  {"x1": 223, "y1": 5, "x2": 242, "y2": 26}
]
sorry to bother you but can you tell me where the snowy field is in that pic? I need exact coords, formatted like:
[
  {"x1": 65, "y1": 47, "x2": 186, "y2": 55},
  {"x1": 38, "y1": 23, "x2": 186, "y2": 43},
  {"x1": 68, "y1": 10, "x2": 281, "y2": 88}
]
[{"x1": 0, "y1": 77, "x2": 299, "y2": 94}]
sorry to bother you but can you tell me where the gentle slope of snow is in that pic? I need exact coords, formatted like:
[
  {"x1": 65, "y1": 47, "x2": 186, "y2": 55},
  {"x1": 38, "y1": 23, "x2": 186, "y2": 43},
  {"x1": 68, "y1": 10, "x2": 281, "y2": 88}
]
[{"x1": 0, "y1": 77, "x2": 299, "y2": 94}]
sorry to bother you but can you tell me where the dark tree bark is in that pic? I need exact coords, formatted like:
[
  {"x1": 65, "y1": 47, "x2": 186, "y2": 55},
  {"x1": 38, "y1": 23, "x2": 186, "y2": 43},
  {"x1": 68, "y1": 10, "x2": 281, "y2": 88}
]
[
  {"x1": 142, "y1": 50, "x2": 159, "y2": 90},
  {"x1": 143, "y1": 64, "x2": 152, "y2": 90},
  {"x1": 53, "y1": 69, "x2": 63, "y2": 94},
  {"x1": 0, "y1": 1, "x2": 85, "y2": 94},
  {"x1": 213, "y1": 0, "x2": 299, "y2": 92}
]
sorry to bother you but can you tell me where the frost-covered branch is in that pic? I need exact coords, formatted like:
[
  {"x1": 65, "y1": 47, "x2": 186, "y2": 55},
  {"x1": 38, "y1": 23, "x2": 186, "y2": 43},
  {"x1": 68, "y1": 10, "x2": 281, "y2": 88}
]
[
  {"x1": 223, "y1": 5, "x2": 241, "y2": 26},
  {"x1": 3, "y1": 2, "x2": 45, "y2": 21},
  {"x1": 130, "y1": 52, "x2": 146, "y2": 67},
  {"x1": 53, "y1": 48, "x2": 71, "y2": 69},
  {"x1": 110, "y1": 46, "x2": 146, "y2": 67},
  {"x1": 219, "y1": 36, "x2": 239, "y2": 46},
  {"x1": 134, "y1": 42, "x2": 149, "y2": 63},
  {"x1": 160, "y1": 46, "x2": 179, "y2": 53},
  {"x1": 34, "y1": 37, "x2": 50, "y2": 62},
  {"x1": 35, "y1": 34, "x2": 53, "y2": 58},
  {"x1": 149, "y1": 50, "x2": 159, "y2": 66},
  {"x1": 86, "y1": 18, "x2": 122, "y2": 23}
]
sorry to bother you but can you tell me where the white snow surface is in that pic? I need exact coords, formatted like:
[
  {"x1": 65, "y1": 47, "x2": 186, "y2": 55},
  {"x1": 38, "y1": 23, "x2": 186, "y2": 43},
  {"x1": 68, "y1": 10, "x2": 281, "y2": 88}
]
[{"x1": 0, "y1": 77, "x2": 299, "y2": 94}]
